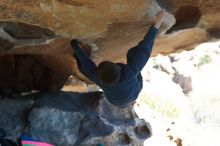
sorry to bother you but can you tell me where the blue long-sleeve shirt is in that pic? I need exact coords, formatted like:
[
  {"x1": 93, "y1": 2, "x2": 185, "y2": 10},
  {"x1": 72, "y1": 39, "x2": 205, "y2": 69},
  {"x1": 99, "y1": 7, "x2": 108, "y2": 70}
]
[{"x1": 72, "y1": 26, "x2": 158, "y2": 107}]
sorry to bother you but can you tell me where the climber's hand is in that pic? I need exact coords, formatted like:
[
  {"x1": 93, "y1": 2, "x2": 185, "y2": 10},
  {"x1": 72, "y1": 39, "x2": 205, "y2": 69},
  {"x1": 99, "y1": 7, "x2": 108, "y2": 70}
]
[
  {"x1": 154, "y1": 9, "x2": 166, "y2": 29},
  {"x1": 71, "y1": 39, "x2": 85, "y2": 49},
  {"x1": 71, "y1": 39, "x2": 80, "y2": 48}
]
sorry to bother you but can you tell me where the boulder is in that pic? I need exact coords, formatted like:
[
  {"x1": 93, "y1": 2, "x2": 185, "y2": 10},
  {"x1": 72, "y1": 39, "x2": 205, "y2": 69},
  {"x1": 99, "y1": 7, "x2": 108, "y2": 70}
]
[
  {"x1": 0, "y1": 98, "x2": 33, "y2": 140},
  {"x1": 0, "y1": 91, "x2": 151, "y2": 146}
]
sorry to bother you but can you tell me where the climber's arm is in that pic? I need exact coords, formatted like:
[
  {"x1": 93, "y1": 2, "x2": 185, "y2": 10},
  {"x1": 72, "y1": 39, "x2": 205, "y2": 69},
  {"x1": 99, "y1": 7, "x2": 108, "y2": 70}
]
[
  {"x1": 126, "y1": 9, "x2": 166, "y2": 76},
  {"x1": 71, "y1": 40, "x2": 98, "y2": 83},
  {"x1": 126, "y1": 26, "x2": 158, "y2": 75}
]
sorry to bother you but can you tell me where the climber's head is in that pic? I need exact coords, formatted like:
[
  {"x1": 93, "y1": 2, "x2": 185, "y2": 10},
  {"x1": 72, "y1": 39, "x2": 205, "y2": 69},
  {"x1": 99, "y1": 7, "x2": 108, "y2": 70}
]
[{"x1": 97, "y1": 61, "x2": 121, "y2": 86}]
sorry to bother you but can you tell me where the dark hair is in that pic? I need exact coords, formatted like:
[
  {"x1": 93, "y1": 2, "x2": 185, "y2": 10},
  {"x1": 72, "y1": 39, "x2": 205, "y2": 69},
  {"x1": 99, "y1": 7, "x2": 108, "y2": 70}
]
[{"x1": 97, "y1": 61, "x2": 121, "y2": 86}]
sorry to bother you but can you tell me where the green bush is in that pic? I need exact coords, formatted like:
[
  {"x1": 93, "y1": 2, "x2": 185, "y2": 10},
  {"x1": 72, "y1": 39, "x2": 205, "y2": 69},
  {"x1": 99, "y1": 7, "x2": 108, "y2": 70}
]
[
  {"x1": 198, "y1": 54, "x2": 212, "y2": 66},
  {"x1": 140, "y1": 94, "x2": 180, "y2": 118}
]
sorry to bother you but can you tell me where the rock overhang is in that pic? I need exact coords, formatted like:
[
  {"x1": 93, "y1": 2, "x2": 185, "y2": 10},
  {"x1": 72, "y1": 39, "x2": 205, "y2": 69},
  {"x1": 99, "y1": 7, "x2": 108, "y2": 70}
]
[{"x1": 0, "y1": 0, "x2": 219, "y2": 92}]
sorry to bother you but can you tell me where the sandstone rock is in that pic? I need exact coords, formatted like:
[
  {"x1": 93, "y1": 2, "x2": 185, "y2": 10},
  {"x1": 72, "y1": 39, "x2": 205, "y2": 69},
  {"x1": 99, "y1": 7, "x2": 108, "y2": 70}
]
[
  {"x1": 166, "y1": 5, "x2": 201, "y2": 34},
  {"x1": 0, "y1": 0, "x2": 219, "y2": 90},
  {"x1": 0, "y1": 0, "x2": 218, "y2": 60},
  {"x1": 0, "y1": 38, "x2": 14, "y2": 52},
  {"x1": 2, "y1": 22, "x2": 54, "y2": 40},
  {"x1": 207, "y1": 27, "x2": 220, "y2": 38},
  {"x1": 0, "y1": 55, "x2": 70, "y2": 95}
]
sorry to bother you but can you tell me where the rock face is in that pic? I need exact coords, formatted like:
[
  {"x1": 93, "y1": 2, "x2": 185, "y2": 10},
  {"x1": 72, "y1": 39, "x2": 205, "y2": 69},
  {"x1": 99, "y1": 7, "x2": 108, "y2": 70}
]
[
  {"x1": 0, "y1": 0, "x2": 219, "y2": 39},
  {"x1": 0, "y1": 2, "x2": 219, "y2": 145},
  {"x1": 0, "y1": 91, "x2": 151, "y2": 146},
  {"x1": 0, "y1": 55, "x2": 70, "y2": 95},
  {"x1": 0, "y1": 98, "x2": 33, "y2": 139},
  {"x1": 0, "y1": 0, "x2": 219, "y2": 91}
]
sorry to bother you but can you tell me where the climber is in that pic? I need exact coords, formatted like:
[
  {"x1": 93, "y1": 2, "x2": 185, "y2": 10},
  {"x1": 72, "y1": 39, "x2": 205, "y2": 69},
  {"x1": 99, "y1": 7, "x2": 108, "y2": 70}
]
[{"x1": 71, "y1": 9, "x2": 166, "y2": 107}]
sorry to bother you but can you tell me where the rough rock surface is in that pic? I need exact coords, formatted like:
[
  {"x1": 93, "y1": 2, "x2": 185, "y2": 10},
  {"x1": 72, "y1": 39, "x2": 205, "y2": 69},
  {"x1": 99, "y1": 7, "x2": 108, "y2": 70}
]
[
  {"x1": 0, "y1": 1, "x2": 219, "y2": 145},
  {"x1": 0, "y1": 98, "x2": 33, "y2": 139},
  {"x1": 0, "y1": 91, "x2": 151, "y2": 146},
  {"x1": 0, "y1": 0, "x2": 219, "y2": 91}
]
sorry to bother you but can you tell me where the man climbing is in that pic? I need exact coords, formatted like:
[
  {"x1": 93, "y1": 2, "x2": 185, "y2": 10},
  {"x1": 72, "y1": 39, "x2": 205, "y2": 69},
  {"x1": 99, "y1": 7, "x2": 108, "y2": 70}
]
[{"x1": 71, "y1": 9, "x2": 166, "y2": 107}]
